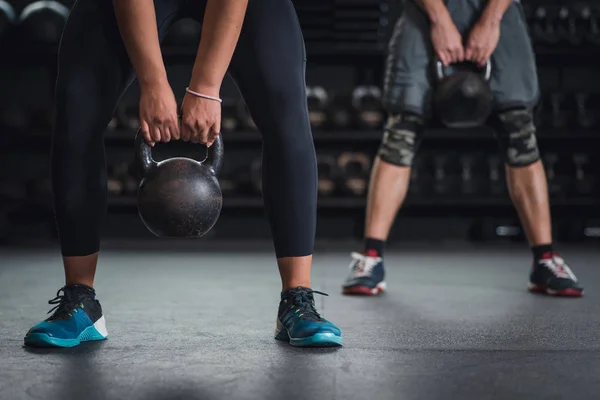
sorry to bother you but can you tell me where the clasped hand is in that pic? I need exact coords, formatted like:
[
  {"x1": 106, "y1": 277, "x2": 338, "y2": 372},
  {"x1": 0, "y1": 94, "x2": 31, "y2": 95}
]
[
  {"x1": 139, "y1": 81, "x2": 221, "y2": 147},
  {"x1": 431, "y1": 16, "x2": 500, "y2": 67}
]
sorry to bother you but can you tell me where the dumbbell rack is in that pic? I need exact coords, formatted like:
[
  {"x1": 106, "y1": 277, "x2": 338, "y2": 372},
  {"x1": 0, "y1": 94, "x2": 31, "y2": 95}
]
[{"x1": 1, "y1": 0, "x2": 599, "y2": 245}]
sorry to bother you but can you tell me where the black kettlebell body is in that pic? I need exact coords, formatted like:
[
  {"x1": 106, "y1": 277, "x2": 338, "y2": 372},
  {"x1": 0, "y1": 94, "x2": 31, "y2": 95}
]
[
  {"x1": 434, "y1": 61, "x2": 494, "y2": 128},
  {"x1": 134, "y1": 131, "x2": 224, "y2": 238}
]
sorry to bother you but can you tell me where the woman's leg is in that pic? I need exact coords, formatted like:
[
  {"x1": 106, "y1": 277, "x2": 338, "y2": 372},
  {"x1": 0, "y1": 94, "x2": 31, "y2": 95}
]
[
  {"x1": 215, "y1": 0, "x2": 341, "y2": 347},
  {"x1": 225, "y1": 0, "x2": 316, "y2": 290},
  {"x1": 53, "y1": 0, "x2": 181, "y2": 287},
  {"x1": 24, "y1": 0, "x2": 181, "y2": 348}
]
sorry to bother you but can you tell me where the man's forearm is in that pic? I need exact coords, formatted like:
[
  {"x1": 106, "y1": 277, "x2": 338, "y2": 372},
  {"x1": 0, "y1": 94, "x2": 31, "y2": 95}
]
[
  {"x1": 113, "y1": 0, "x2": 167, "y2": 88},
  {"x1": 189, "y1": 0, "x2": 248, "y2": 96},
  {"x1": 479, "y1": 0, "x2": 512, "y2": 25},
  {"x1": 414, "y1": 0, "x2": 452, "y2": 25}
]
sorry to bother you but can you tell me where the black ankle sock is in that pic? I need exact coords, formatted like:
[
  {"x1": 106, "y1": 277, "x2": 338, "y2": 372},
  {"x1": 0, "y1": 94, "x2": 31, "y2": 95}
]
[
  {"x1": 364, "y1": 238, "x2": 385, "y2": 257},
  {"x1": 532, "y1": 243, "x2": 554, "y2": 261}
]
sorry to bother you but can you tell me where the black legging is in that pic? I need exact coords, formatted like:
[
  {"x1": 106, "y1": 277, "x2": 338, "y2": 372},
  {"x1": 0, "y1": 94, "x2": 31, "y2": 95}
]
[{"x1": 52, "y1": 0, "x2": 317, "y2": 258}]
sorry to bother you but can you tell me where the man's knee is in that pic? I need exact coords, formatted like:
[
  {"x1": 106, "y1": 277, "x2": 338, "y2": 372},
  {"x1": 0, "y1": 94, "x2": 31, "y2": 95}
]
[
  {"x1": 490, "y1": 108, "x2": 541, "y2": 167},
  {"x1": 377, "y1": 112, "x2": 425, "y2": 167}
]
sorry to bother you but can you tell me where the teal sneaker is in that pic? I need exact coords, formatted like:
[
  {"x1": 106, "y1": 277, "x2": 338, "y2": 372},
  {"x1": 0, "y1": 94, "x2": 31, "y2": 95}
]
[
  {"x1": 24, "y1": 285, "x2": 108, "y2": 348},
  {"x1": 274, "y1": 287, "x2": 342, "y2": 347}
]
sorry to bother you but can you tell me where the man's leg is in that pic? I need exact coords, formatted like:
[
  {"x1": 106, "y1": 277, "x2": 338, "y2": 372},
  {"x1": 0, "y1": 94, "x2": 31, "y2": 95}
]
[
  {"x1": 342, "y1": 113, "x2": 425, "y2": 295},
  {"x1": 341, "y1": 0, "x2": 432, "y2": 296},
  {"x1": 220, "y1": 0, "x2": 341, "y2": 347},
  {"x1": 489, "y1": 109, "x2": 583, "y2": 297},
  {"x1": 24, "y1": 0, "x2": 181, "y2": 348},
  {"x1": 487, "y1": 0, "x2": 582, "y2": 297}
]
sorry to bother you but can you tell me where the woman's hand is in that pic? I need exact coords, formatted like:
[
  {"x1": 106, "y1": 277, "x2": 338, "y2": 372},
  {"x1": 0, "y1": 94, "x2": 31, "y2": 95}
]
[
  {"x1": 139, "y1": 81, "x2": 180, "y2": 146},
  {"x1": 180, "y1": 91, "x2": 222, "y2": 146}
]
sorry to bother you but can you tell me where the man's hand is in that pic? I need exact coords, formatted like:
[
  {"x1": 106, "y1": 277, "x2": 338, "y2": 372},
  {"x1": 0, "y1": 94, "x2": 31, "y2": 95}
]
[
  {"x1": 180, "y1": 92, "x2": 221, "y2": 146},
  {"x1": 139, "y1": 82, "x2": 180, "y2": 146},
  {"x1": 431, "y1": 17, "x2": 464, "y2": 66},
  {"x1": 465, "y1": 19, "x2": 500, "y2": 67}
]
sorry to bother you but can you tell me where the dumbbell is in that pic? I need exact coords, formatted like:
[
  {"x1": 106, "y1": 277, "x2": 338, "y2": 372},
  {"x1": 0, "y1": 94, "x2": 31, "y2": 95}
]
[
  {"x1": 573, "y1": 93, "x2": 595, "y2": 129},
  {"x1": 432, "y1": 153, "x2": 460, "y2": 196},
  {"x1": 579, "y1": 4, "x2": 600, "y2": 45},
  {"x1": 532, "y1": 98, "x2": 544, "y2": 128},
  {"x1": 471, "y1": 218, "x2": 524, "y2": 242},
  {"x1": 572, "y1": 153, "x2": 596, "y2": 195},
  {"x1": 560, "y1": 219, "x2": 600, "y2": 242},
  {"x1": 31, "y1": 107, "x2": 54, "y2": 131},
  {"x1": 543, "y1": 153, "x2": 569, "y2": 198},
  {"x1": 316, "y1": 154, "x2": 338, "y2": 197},
  {"x1": 18, "y1": 0, "x2": 70, "y2": 45},
  {"x1": 107, "y1": 174, "x2": 124, "y2": 197},
  {"x1": 556, "y1": 6, "x2": 583, "y2": 45},
  {"x1": 548, "y1": 93, "x2": 567, "y2": 128},
  {"x1": 530, "y1": 6, "x2": 559, "y2": 45},
  {"x1": 352, "y1": 86, "x2": 384, "y2": 129},
  {"x1": 237, "y1": 99, "x2": 257, "y2": 130},
  {"x1": 0, "y1": 182, "x2": 28, "y2": 202},
  {"x1": 250, "y1": 157, "x2": 262, "y2": 195},
  {"x1": 459, "y1": 154, "x2": 486, "y2": 196},
  {"x1": 162, "y1": 19, "x2": 201, "y2": 46},
  {"x1": 337, "y1": 152, "x2": 371, "y2": 197},
  {"x1": 0, "y1": 0, "x2": 16, "y2": 39},
  {"x1": 117, "y1": 103, "x2": 140, "y2": 130},
  {"x1": 26, "y1": 177, "x2": 52, "y2": 204},
  {"x1": 328, "y1": 94, "x2": 353, "y2": 129},
  {"x1": 408, "y1": 153, "x2": 432, "y2": 197},
  {"x1": 306, "y1": 86, "x2": 329, "y2": 129},
  {"x1": 218, "y1": 160, "x2": 238, "y2": 196},
  {"x1": 112, "y1": 163, "x2": 137, "y2": 195},
  {"x1": 221, "y1": 98, "x2": 239, "y2": 132},
  {"x1": 487, "y1": 155, "x2": 506, "y2": 197},
  {"x1": 0, "y1": 104, "x2": 31, "y2": 132},
  {"x1": 107, "y1": 116, "x2": 119, "y2": 132}
]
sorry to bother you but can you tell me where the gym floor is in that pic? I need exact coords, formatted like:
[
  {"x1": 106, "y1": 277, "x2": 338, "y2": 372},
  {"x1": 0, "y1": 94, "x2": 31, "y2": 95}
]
[{"x1": 1, "y1": 241, "x2": 599, "y2": 400}]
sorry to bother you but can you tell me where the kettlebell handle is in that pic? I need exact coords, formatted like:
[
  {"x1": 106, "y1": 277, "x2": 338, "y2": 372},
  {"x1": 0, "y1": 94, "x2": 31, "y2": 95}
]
[
  {"x1": 134, "y1": 129, "x2": 224, "y2": 178},
  {"x1": 435, "y1": 60, "x2": 492, "y2": 82}
]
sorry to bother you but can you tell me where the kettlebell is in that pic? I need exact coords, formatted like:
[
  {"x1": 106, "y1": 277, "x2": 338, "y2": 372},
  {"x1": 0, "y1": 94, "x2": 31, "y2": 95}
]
[
  {"x1": 434, "y1": 60, "x2": 494, "y2": 129},
  {"x1": 18, "y1": 0, "x2": 70, "y2": 45},
  {"x1": 352, "y1": 85, "x2": 384, "y2": 129},
  {"x1": 134, "y1": 130, "x2": 224, "y2": 238},
  {"x1": 0, "y1": 0, "x2": 16, "y2": 39}
]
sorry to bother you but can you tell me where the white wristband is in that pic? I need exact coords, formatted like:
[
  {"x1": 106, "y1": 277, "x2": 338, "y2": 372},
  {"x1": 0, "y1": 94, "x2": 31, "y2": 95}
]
[{"x1": 185, "y1": 87, "x2": 222, "y2": 103}]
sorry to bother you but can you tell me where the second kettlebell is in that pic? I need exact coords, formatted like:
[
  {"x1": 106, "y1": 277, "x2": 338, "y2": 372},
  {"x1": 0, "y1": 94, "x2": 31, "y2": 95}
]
[{"x1": 434, "y1": 60, "x2": 494, "y2": 129}]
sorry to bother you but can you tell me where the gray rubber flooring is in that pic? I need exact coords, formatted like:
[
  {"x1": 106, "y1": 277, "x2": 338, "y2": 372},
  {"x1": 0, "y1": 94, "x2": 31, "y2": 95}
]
[{"x1": 1, "y1": 243, "x2": 599, "y2": 400}]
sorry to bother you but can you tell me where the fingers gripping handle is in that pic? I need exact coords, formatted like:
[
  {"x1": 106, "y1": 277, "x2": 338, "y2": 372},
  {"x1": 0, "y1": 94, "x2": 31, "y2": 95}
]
[
  {"x1": 134, "y1": 129, "x2": 224, "y2": 178},
  {"x1": 134, "y1": 129, "x2": 158, "y2": 178}
]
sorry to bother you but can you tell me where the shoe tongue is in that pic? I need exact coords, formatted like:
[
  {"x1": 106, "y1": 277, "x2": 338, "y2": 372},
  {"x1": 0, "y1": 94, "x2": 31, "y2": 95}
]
[
  {"x1": 365, "y1": 249, "x2": 379, "y2": 257},
  {"x1": 540, "y1": 251, "x2": 554, "y2": 260},
  {"x1": 65, "y1": 284, "x2": 95, "y2": 296}
]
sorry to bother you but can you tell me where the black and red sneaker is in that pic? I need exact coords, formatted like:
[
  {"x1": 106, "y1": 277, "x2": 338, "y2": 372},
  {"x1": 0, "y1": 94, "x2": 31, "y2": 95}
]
[
  {"x1": 528, "y1": 252, "x2": 583, "y2": 297},
  {"x1": 341, "y1": 251, "x2": 386, "y2": 296}
]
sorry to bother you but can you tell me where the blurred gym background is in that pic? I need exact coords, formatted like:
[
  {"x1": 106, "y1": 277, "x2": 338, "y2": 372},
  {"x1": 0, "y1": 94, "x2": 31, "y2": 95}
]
[{"x1": 0, "y1": 0, "x2": 598, "y2": 247}]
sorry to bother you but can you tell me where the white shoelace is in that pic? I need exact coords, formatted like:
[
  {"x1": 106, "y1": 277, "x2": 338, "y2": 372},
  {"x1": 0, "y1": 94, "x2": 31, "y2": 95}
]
[
  {"x1": 539, "y1": 254, "x2": 577, "y2": 281},
  {"x1": 348, "y1": 252, "x2": 382, "y2": 278}
]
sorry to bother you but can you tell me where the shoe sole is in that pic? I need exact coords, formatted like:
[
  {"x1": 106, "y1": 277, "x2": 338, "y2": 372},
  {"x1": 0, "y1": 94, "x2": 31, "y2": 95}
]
[
  {"x1": 274, "y1": 320, "x2": 343, "y2": 348},
  {"x1": 528, "y1": 283, "x2": 584, "y2": 297},
  {"x1": 24, "y1": 316, "x2": 108, "y2": 348},
  {"x1": 342, "y1": 282, "x2": 386, "y2": 296}
]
